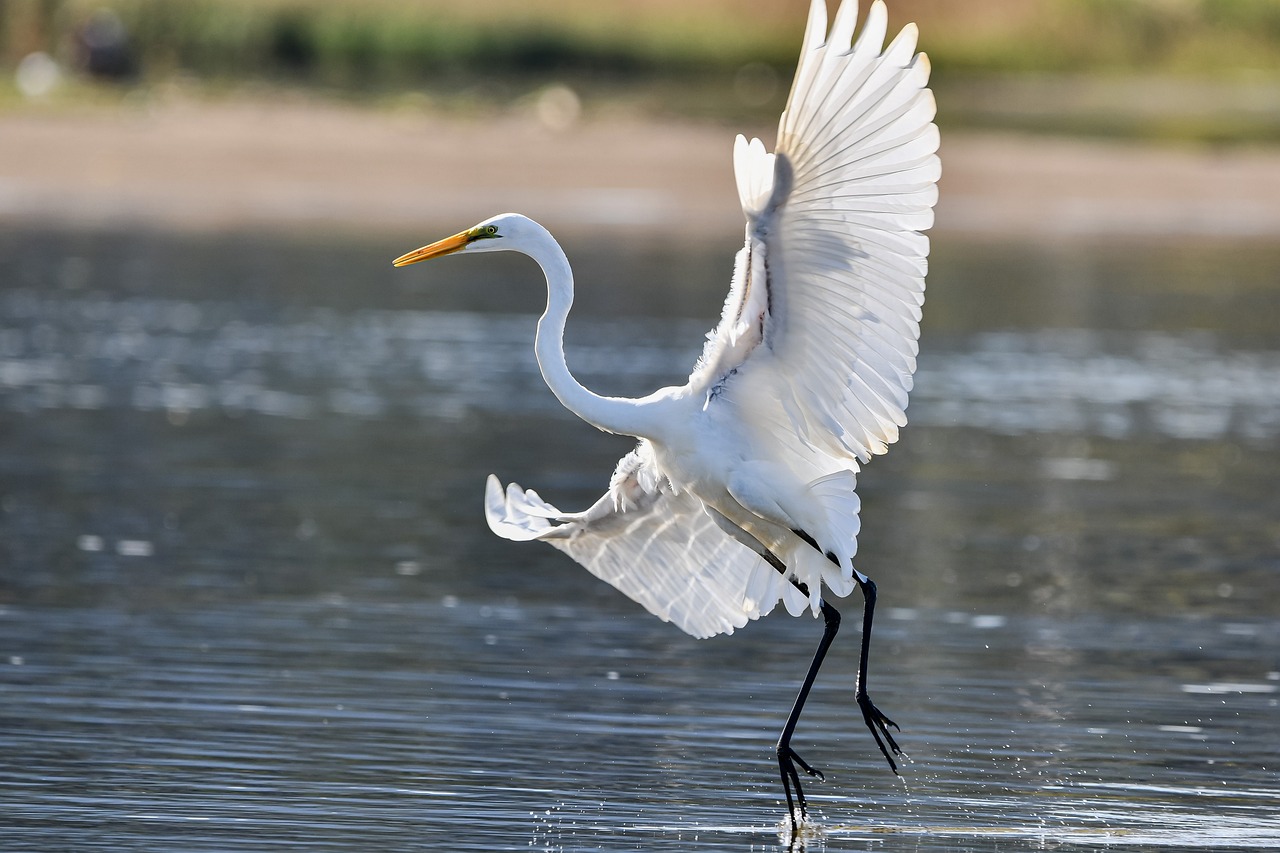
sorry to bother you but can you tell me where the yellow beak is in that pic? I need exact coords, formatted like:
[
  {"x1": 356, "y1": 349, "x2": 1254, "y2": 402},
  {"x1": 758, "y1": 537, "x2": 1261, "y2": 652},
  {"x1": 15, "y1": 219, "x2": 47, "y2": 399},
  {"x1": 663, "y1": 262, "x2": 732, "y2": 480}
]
[{"x1": 392, "y1": 229, "x2": 473, "y2": 267}]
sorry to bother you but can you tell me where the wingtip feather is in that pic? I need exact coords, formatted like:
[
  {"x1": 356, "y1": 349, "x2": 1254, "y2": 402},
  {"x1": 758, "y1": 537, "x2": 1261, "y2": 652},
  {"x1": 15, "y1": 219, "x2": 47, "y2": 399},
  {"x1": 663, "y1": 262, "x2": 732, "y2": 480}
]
[
  {"x1": 733, "y1": 135, "x2": 776, "y2": 218},
  {"x1": 485, "y1": 476, "x2": 562, "y2": 541}
]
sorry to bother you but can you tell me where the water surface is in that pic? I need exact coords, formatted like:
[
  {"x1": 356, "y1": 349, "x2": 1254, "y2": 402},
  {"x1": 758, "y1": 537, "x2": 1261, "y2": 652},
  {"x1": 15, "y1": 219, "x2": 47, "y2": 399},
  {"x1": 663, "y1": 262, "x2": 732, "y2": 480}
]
[{"x1": 0, "y1": 227, "x2": 1277, "y2": 851}]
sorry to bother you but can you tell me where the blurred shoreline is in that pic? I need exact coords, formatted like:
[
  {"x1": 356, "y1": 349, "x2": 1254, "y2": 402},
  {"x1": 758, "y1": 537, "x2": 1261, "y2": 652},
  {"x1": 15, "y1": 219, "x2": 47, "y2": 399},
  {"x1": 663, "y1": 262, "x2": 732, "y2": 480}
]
[{"x1": 3, "y1": 96, "x2": 1280, "y2": 240}]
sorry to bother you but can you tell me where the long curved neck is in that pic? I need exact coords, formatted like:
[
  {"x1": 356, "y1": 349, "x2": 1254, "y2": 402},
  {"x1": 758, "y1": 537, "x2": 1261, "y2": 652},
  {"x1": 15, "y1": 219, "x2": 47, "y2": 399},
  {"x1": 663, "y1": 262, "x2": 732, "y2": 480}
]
[{"x1": 520, "y1": 221, "x2": 666, "y2": 440}]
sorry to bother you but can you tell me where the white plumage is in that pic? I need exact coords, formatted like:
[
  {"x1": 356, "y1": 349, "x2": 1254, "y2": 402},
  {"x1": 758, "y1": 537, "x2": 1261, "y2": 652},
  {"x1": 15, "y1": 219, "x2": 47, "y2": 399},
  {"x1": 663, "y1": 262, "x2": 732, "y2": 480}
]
[
  {"x1": 482, "y1": 0, "x2": 938, "y2": 635},
  {"x1": 394, "y1": 0, "x2": 939, "y2": 829}
]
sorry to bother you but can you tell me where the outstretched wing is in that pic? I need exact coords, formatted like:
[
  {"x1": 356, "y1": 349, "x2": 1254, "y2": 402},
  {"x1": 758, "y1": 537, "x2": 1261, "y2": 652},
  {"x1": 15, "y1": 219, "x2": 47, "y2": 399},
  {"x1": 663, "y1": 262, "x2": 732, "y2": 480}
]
[
  {"x1": 484, "y1": 1, "x2": 936, "y2": 633},
  {"x1": 485, "y1": 445, "x2": 809, "y2": 639},
  {"x1": 694, "y1": 0, "x2": 939, "y2": 470}
]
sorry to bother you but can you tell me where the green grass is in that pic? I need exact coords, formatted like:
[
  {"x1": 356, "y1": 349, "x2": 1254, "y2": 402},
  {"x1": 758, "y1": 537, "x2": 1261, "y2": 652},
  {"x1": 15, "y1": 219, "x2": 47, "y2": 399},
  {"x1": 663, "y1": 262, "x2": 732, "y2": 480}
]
[
  {"x1": 8, "y1": 0, "x2": 1280, "y2": 81},
  {"x1": 4, "y1": 0, "x2": 1280, "y2": 141},
  {"x1": 3, "y1": 0, "x2": 801, "y2": 84}
]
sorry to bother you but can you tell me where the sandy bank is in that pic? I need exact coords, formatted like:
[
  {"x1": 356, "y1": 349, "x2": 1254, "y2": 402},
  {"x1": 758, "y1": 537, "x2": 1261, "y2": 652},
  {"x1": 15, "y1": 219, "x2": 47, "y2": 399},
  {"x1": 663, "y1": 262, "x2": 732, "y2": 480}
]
[{"x1": 3, "y1": 98, "x2": 1280, "y2": 239}]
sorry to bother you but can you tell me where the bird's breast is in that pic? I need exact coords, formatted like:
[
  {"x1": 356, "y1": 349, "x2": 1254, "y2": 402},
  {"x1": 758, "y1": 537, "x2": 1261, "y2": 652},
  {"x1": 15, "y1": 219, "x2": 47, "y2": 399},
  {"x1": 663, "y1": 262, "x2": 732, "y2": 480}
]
[{"x1": 649, "y1": 417, "x2": 750, "y2": 505}]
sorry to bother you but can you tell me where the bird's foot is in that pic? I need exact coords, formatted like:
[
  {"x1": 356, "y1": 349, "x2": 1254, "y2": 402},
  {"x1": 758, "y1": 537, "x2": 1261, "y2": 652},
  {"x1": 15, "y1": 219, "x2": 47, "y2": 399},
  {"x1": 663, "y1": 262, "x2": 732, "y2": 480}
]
[
  {"x1": 776, "y1": 744, "x2": 825, "y2": 832},
  {"x1": 856, "y1": 691, "x2": 902, "y2": 774},
  {"x1": 779, "y1": 744, "x2": 825, "y2": 783}
]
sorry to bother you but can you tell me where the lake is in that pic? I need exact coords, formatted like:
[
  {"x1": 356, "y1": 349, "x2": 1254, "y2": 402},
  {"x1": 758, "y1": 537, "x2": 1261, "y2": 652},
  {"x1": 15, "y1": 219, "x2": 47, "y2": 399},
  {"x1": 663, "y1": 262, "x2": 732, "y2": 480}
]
[{"x1": 0, "y1": 225, "x2": 1277, "y2": 851}]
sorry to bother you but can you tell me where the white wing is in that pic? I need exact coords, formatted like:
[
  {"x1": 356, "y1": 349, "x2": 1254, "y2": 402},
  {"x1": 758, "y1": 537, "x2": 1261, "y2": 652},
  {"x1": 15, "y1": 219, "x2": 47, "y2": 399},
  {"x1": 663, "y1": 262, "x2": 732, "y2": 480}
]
[
  {"x1": 696, "y1": 0, "x2": 939, "y2": 471},
  {"x1": 483, "y1": 0, "x2": 937, "y2": 634},
  {"x1": 485, "y1": 444, "x2": 808, "y2": 639}
]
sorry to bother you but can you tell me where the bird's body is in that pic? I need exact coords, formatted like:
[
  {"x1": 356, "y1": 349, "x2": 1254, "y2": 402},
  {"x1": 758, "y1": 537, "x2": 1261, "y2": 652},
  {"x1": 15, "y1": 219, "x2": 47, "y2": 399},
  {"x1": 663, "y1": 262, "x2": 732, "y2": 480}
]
[{"x1": 394, "y1": 0, "x2": 939, "y2": 832}]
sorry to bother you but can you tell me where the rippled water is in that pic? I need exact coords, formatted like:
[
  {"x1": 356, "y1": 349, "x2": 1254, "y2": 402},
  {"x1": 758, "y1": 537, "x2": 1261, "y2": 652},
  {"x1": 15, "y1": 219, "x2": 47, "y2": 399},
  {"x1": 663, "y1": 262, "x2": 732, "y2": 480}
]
[{"x1": 1, "y1": 227, "x2": 1277, "y2": 851}]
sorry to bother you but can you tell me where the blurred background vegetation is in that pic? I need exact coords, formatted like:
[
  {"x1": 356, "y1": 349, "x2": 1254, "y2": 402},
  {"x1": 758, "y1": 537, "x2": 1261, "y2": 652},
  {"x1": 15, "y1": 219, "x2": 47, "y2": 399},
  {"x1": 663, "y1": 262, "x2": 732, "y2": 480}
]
[{"x1": 2, "y1": 0, "x2": 1280, "y2": 141}]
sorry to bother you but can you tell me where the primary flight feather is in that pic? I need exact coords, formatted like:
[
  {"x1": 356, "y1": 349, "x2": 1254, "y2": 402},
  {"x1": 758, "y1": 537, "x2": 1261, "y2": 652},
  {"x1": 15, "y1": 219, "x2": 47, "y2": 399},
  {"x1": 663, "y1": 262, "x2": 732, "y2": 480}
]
[{"x1": 394, "y1": 0, "x2": 939, "y2": 831}]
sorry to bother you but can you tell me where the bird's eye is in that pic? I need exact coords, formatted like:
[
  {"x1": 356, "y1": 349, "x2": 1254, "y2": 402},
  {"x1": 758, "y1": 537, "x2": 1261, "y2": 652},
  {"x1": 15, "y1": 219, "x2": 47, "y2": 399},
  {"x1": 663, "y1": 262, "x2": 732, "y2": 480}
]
[{"x1": 485, "y1": 225, "x2": 498, "y2": 236}]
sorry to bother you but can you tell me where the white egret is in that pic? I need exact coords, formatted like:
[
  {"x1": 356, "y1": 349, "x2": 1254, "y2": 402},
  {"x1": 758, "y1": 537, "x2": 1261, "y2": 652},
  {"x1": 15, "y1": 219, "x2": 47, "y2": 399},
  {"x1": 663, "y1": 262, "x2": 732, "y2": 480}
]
[{"x1": 394, "y1": 0, "x2": 938, "y2": 829}]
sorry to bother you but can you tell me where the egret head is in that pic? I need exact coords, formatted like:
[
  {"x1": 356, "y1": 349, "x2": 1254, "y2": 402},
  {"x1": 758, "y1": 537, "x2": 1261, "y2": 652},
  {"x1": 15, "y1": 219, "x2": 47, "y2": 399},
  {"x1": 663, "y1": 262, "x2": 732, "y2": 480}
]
[{"x1": 392, "y1": 213, "x2": 526, "y2": 267}]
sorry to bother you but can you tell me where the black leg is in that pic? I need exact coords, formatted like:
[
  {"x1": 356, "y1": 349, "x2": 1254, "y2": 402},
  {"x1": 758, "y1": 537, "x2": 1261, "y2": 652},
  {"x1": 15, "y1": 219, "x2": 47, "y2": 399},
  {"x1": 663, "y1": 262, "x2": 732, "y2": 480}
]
[
  {"x1": 728, "y1": 526, "x2": 901, "y2": 830},
  {"x1": 854, "y1": 577, "x2": 901, "y2": 773},
  {"x1": 737, "y1": 543, "x2": 834, "y2": 831},
  {"x1": 776, "y1": 592, "x2": 840, "y2": 831},
  {"x1": 791, "y1": 529, "x2": 902, "y2": 773}
]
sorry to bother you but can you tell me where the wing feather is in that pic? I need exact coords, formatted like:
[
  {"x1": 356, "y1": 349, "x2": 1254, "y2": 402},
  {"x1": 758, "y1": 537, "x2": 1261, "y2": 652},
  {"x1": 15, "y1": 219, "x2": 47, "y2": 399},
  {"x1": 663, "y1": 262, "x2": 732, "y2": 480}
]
[
  {"x1": 711, "y1": 0, "x2": 938, "y2": 475},
  {"x1": 485, "y1": 0, "x2": 938, "y2": 628},
  {"x1": 484, "y1": 446, "x2": 782, "y2": 639}
]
